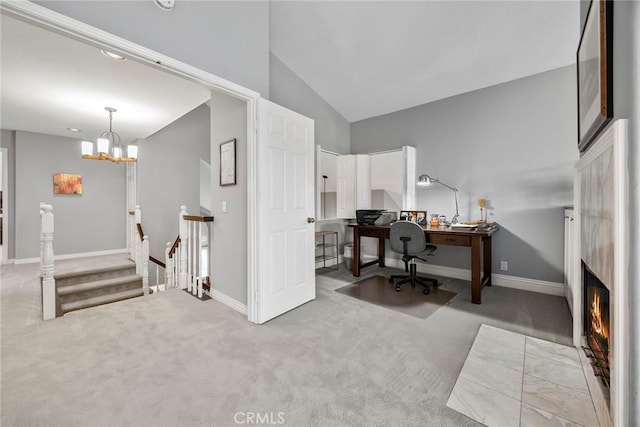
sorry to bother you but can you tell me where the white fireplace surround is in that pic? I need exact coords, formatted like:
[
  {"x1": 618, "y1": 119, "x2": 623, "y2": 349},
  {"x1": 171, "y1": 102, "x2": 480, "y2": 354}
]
[{"x1": 573, "y1": 119, "x2": 629, "y2": 427}]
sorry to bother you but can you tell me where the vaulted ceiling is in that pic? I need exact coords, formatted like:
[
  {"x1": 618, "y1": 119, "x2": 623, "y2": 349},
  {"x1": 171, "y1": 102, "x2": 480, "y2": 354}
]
[
  {"x1": 270, "y1": 1, "x2": 580, "y2": 122},
  {"x1": 1, "y1": 1, "x2": 581, "y2": 142}
]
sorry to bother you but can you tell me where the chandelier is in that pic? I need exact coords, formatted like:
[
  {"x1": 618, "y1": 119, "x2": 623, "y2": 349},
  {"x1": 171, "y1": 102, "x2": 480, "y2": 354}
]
[{"x1": 81, "y1": 107, "x2": 137, "y2": 163}]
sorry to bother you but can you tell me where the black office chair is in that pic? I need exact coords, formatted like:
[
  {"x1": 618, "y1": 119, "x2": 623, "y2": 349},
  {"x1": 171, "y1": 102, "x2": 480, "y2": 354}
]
[{"x1": 389, "y1": 221, "x2": 438, "y2": 294}]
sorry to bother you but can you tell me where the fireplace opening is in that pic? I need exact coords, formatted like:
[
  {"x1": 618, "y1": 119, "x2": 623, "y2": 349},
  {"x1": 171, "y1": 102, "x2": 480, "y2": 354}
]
[{"x1": 583, "y1": 262, "x2": 610, "y2": 390}]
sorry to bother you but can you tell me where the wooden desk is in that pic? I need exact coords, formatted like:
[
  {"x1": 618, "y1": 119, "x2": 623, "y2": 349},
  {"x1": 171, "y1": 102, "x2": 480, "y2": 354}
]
[{"x1": 351, "y1": 223, "x2": 498, "y2": 304}]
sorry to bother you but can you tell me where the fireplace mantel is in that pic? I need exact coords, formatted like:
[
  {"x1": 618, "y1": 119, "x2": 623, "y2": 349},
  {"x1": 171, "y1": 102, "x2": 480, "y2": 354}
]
[{"x1": 573, "y1": 119, "x2": 629, "y2": 427}]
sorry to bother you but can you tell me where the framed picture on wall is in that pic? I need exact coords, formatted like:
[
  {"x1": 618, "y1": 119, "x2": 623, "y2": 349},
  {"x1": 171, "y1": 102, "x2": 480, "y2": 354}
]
[
  {"x1": 53, "y1": 173, "x2": 82, "y2": 195},
  {"x1": 577, "y1": 0, "x2": 613, "y2": 153},
  {"x1": 219, "y1": 138, "x2": 236, "y2": 186}
]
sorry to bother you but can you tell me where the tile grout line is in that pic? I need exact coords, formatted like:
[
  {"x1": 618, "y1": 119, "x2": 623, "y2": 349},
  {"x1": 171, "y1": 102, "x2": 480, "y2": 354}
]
[{"x1": 519, "y1": 338, "x2": 527, "y2": 427}]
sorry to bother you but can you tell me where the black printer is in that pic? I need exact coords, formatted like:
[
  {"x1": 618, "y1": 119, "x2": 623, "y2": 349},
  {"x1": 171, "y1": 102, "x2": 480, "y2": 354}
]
[{"x1": 356, "y1": 210, "x2": 398, "y2": 225}]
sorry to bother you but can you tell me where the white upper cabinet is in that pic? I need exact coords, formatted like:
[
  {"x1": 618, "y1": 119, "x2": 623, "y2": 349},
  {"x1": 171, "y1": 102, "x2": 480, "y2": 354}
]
[
  {"x1": 336, "y1": 154, "x2": 371, "y2": 218},
  {"x1": 370, "y1": 146, "x2": 416, "y2": 212},
  {"x1": 318, "y1": 146, "x2": 415, "y2": 220}
]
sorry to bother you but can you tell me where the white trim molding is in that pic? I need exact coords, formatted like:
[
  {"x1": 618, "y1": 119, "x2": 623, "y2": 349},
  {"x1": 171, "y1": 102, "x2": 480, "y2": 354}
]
[
  {"x1": 383, "y1": 257, "x2": 565, "y2": 297},
  {"x1": 209, "y1": 288, "x2": 248, "y2": 316},
  {"x1": 14, "y1": 248, "x2": 129, "y2": 265}
]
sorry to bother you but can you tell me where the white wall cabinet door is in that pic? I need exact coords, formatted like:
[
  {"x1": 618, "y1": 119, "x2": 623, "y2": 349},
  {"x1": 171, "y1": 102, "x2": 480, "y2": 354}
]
[{"x1": 336, "y1": 154, "x2": 371, "y2": 218}]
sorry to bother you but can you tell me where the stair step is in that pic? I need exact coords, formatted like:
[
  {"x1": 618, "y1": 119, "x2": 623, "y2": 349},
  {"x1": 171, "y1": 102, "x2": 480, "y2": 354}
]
[
  {"x1": 56, "y1": 264, "x2": 136, "y2": 287},
  {"x1": 61, "y1": 288, "x2": 144, "y2": 314},
  {"x1": 58, "y1": 274, "x2": 142, "y2": 296}
]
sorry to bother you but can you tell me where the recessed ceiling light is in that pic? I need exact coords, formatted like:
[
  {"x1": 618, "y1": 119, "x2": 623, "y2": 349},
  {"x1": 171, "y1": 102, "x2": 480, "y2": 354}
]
[
  {"x1": 153, "y1": 0, "x2": 175, "y2": 11},
  {"x1": 101, "y1": 50, "x2": 126, "y2": 60},
  {"x1": 67, "y1": 127, "x2": 81, "y2": 133}
]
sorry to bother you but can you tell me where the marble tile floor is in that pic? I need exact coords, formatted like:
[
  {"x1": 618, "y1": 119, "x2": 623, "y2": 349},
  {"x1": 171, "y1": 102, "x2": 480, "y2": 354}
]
[{"x1": 447, "y1": 324, "x2": 600, "y2": 427}]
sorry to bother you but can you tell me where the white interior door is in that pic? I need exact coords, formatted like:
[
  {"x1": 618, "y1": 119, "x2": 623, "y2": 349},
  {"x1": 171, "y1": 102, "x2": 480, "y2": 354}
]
[{"x1": 256, "y1": 98, "x2": 315, "y2": 323}]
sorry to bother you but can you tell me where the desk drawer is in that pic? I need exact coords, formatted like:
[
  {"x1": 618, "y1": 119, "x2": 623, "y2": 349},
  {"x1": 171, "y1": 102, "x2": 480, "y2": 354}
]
[{"x1": 429, "y1": 234, "x2": 470, "y2": 247}]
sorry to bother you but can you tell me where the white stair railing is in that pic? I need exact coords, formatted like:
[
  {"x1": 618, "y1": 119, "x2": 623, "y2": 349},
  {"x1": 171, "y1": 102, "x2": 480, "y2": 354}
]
[
  {"x1": 141, "y1": 235, "x2": 149, "y2": 295},
  {"x1": 40, "y1": 204, "x2": 56, "y2": 320},
  {"x1": 173, "y1": 205, "x2": 213, "y2": 299}
]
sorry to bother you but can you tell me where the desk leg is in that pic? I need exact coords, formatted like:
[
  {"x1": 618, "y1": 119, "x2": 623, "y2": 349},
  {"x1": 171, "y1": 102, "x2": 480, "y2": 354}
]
[
  {"x1": 483, "y1": 236, "x2": 492, "y2": 287},
  {"x1": 353, "y1": 227, "x2": 361, "y2": 277},
  {"x1": 378, "y1": 238, "x2": 385, "y2": 267},
  {"x1": 471, "y1": 236, "x2": 482, "y2": 304}
]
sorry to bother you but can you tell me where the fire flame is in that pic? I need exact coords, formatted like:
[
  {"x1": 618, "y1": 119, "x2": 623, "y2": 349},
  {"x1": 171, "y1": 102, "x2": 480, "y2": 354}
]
[{"x1": 591, "y1": 292, "x2": 609, "y2": 340}]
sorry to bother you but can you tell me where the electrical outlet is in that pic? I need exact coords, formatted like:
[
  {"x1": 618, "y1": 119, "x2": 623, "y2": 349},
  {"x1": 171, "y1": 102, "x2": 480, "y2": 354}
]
[{"x1": 500, "y1": 261, "x2": 508, "y2": 271}]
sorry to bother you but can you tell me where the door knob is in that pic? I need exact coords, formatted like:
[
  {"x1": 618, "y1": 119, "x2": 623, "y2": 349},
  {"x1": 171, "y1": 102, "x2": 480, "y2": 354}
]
[{"x1": 307, "y1": 217, "x2": 316, "y2": 223}]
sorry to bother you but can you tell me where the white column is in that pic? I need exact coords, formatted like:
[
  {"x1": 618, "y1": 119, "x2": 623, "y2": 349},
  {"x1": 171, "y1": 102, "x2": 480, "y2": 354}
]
[
  {"x1": 126, "y1": 162, "x2": 137, "y2": 260},
  {"x1": 41, "y1": 204, "x2": 56, "y2": 320},
  {"x1": 142, "y1": 235, "x2": 149, "y2": 296},
  {"x1": 39, "y1": 202, "x2": 45, "y2": 274},
  {"x1": 179, "y1": 206, "x2": 188, "y2": 289}
]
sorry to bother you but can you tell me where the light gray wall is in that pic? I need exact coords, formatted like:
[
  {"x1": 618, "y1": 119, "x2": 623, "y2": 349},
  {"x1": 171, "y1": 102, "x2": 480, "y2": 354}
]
[
  {"x1": 0, "y1": 130, "x2": 16, "y2": 259},
  {"x1": 35, "y1": 1, "x2": 270, "y2": 98},
  {"x1": 14, "y1": 131, "x2": 125, "y2": 259},
  {"x1": 210, "y1": 91, "x2": 247, "y2": 305},
  {"x1": 351, "y1": 66, "x2": 578, "y2": 283},
  {"x1": 270, "y1": 53, "x2": 351, "y2": 154},
  {"x1": 137, "y1": 104, "x2": 210, "y2": 266}
]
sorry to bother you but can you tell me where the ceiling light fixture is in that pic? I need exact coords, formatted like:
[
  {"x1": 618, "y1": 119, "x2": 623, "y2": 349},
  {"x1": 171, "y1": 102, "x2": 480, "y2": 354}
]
[
  {"x1": 67, "y1": 127, "x2": 81, "y2": 133},
  {"x1": 153, "y1": 0, "x2": 175, "y2": 11},
  {"x1": 81, "y1": 107, "x2": 137, "y2": 163},
  {"x1": 101, "y1": 49, "x2": 125, "y2": 60},
  {"x1": 417, "y1": 174, "x2": 460, "y2": 224}
]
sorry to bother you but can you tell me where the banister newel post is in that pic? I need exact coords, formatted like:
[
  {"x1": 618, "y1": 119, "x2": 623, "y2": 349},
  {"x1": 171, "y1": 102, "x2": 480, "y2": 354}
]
[
  {"x1": 41, "y1": 204, "x2": 56, "y2": 320},
  {"x1": 142, "y1": 235, "x2": 149, "y2": 296},
  {"x1": 179, "y1": 205, "x2": 188, "y2": 290}
]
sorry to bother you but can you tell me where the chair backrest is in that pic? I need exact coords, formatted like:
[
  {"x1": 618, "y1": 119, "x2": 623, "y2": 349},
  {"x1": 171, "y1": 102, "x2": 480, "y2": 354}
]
[{"x1": 390, "y1": 221, "x2": 427, "y2": 255}]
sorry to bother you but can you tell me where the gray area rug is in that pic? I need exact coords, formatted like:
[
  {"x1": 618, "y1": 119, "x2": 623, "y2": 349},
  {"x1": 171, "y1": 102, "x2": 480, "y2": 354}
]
[{"x1": 335, "y1": 275, "x2": 456, "y2": 319}]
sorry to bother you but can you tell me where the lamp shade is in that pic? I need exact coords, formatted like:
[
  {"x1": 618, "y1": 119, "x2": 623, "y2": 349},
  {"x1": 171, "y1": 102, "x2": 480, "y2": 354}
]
[
  {"x1": 127, "y1": 144, "x2": 138, "y2": 159},
  {"x1": 97, "y1": 138, "x2": 110, "y2": 154},
  {"x1": 417, "y1": 174, "x2": 434, "y2": 186},
  {"x1": 81, "y1": 141, "x2": 94, "y2": 156},
  {"x1": 112, "y1": 146, "x2": 122, "y2": 159}
]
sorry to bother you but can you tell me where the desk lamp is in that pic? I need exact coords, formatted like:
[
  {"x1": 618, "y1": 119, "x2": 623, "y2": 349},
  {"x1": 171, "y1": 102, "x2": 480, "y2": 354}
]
[{"x1": 417, "y1": 174, "x2": 460, "y2": 224}]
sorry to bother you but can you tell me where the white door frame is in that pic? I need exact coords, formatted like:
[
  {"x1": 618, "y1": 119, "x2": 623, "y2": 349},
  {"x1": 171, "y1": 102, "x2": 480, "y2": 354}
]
[
  {"x1": 1, "y1": 2, "x2": 262, "y2": 322},
  {"x1": 0, "y1": 147, "x2": 8, "y2": 264}
]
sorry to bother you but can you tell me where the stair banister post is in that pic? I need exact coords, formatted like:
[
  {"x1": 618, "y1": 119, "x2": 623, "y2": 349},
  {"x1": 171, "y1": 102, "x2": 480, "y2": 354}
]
[
  {"x1": 179, "y1": 206, "x2": 188, "y2": 289},
  {"x1": 41, "y1": 204, "x2": 56, "y2": 320},
  {"x1": 165, "y1": 241, "x2": 173, "y2": 288},
  {"x1": 191, "y1": 221, "x2": 196, "y2": 295},
  {"x1": 39, "y1": 202, "x2": 45, "y2": 275},
  {"x1": 142, "y1": 235, "x2": 149, "y2": 296},
  {"x1": 197, "y1": 222, "x2": 203, "y2": 299},
  {"x1": 134, "y1": 205, "x2": 142, "y2": 274}
]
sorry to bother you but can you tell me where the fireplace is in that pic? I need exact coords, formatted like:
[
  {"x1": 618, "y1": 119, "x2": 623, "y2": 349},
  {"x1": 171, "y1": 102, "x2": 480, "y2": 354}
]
[{"x1": 583, "y1": 262, "x2": 610, "y2": 391}]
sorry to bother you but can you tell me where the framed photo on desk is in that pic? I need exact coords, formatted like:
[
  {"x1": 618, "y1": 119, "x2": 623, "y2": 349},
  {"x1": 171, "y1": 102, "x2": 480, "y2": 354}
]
[{"x1": 400, "y1": 210, "x2": 427, "y2": 225}]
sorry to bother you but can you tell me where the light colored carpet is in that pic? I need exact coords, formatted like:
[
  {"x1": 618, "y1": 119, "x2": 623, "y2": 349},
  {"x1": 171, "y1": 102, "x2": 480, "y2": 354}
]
[
  {"x1": 1, "y1": 256, "x2": 573, "y2": 426},
  {"x1": 335, "y1": 275, "x2": 456, "y2": 319}
]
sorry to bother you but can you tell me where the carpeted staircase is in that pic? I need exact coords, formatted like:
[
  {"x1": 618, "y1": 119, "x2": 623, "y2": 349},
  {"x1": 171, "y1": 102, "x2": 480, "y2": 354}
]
[{"x1": 55, "y1": 261, "x2": 145, "y2": 315}]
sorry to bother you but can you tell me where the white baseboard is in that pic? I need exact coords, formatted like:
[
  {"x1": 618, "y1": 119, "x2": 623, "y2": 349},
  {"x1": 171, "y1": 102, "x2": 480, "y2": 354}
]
[
  {"x1": 210, "y1": 288, "x2": 248, "y2": 316},
  {"x1": 383, "y1": 257, "x2": 565, "y2": 297},
  {"x1": 14, "y1": 248, "x2": 129, "y2": 265}
]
